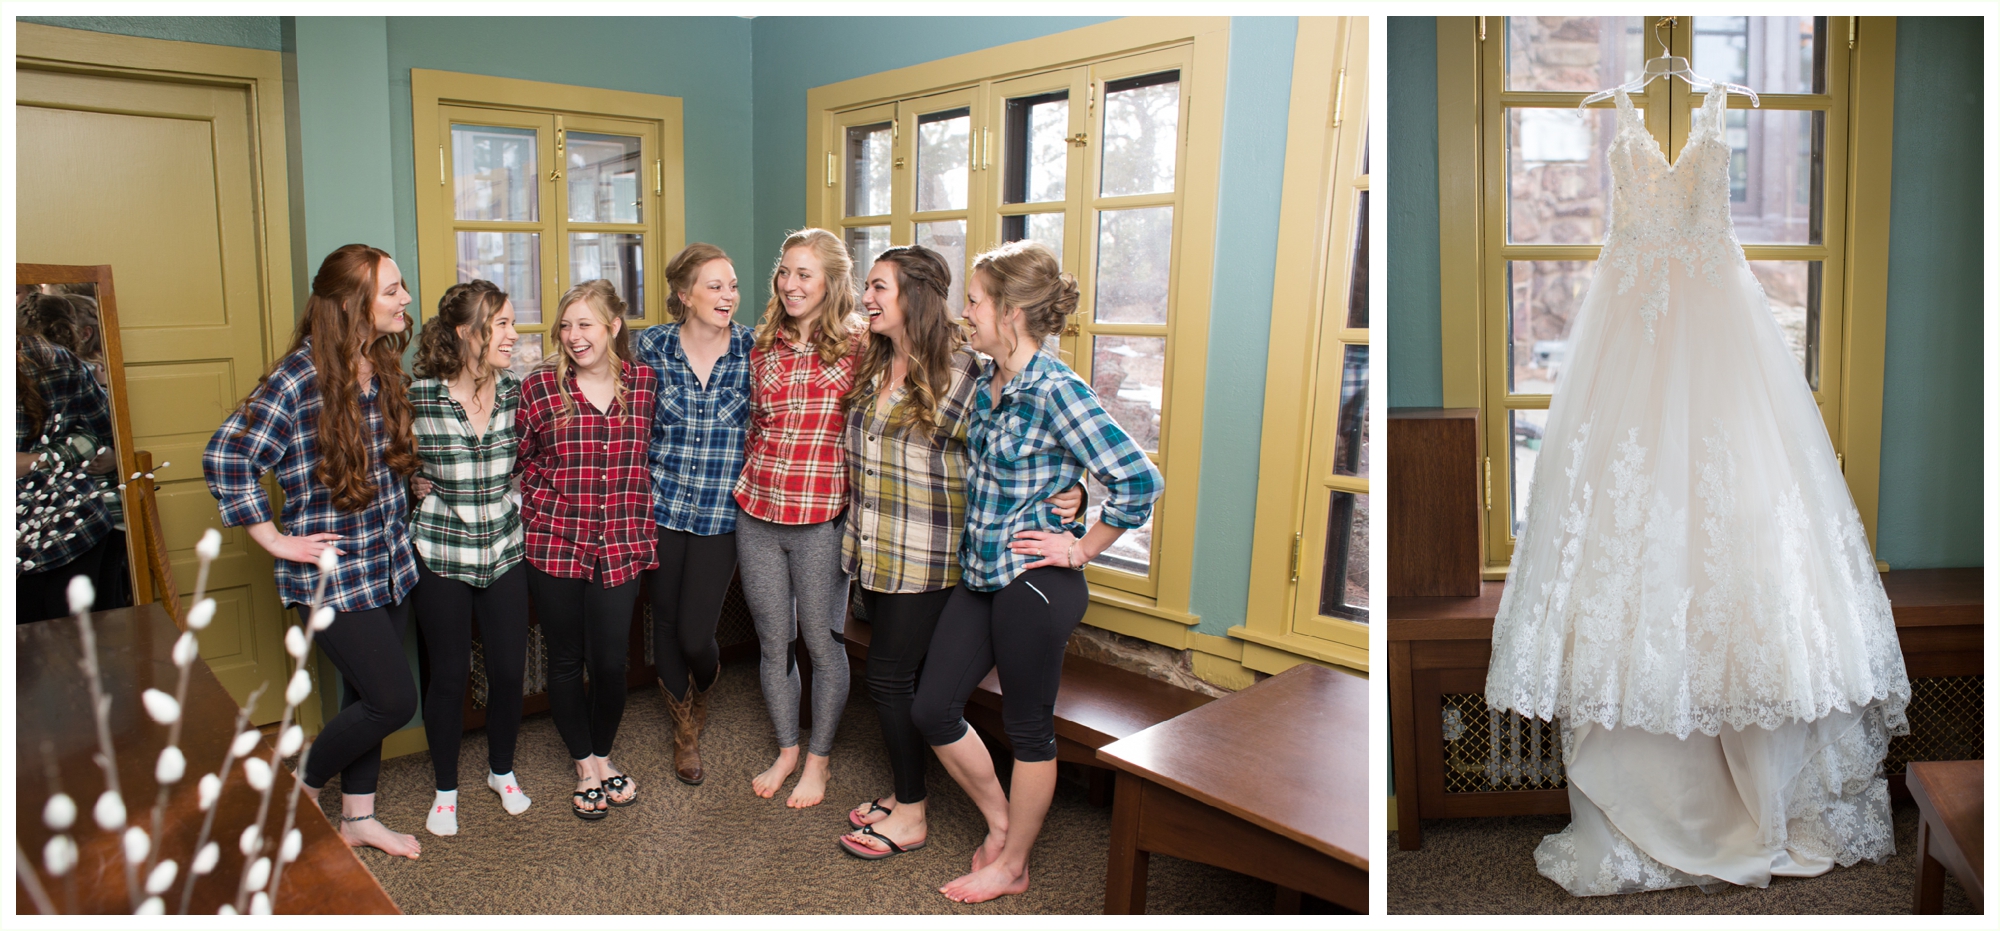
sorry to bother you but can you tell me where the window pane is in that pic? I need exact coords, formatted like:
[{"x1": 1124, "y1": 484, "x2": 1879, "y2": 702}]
[
  {"x1": 1001, "y1": 212, "x2": 1065, "y2": 263},
  {"x1": 1504, "y1": 17, "x2": 1647, "y2": 92},
  {"x1": 1692, "y1": 16, "x2": 1825, "y2": 96},
  {"x1": 1748, "y1": 260, "x2": 1821, "y2": 388},
  {"x1": 1346, "y1": 190, "x2": 1370, "y2": 329},
  {"x1": 452, "y1": 124, "x2": 538, "y2": 222},
  {"x1": 1091, "y1": 335, "x2": 1164, "y2": 454},
  {"x1": 844, "y1": 226, "x2": 891, "y2": 288},
  {"x1": 1507, "y1": 107, "x2": 1630, "y2": 244},
  {"x1": 845, "y1": 122, "x2": 892, "y2": 218},
  {"x1": 510, "y1": 331, "x2": 544, "y2": 380},
  {"x1": 1331, "y1": 344, "x2": 1368, "y2": 478},
  {"x1": 1004, "y1": 91, "x2": 1069, "y2": 204},
  {"x1": 568, "y1": 232, "x2": 644, "y2": 318},
  {"x1": 1100, "y1": 71, "x2": 1179, "y2": 197},
  {"x1": 915, "y1": 108, "x2": 971, "y2": 213},
  {"x1": 915, "y1": 220, "x2": 967, "y2": 315},
  {"x1": 1510, "y1": 409, "x2": 1549, "y2": 536},
  {"x1": 1093, "y1": 206, "x2": 1173, "y2": 325},
  {"x1": 1723, "y1": 107, "x2": 1823, "y2": 245},
  {"x1": 456, "y1": 231, "x2": 542, "y2": 325},
  {"x1": 1507, "y1": 259, "x2": 1596, "y2": 394},
  {"x1": 566, "y1": 132, "x2": 642, "y2": 225},
  {"x1": 1319, "y1": 490, "x2": 1368, "y2": 622},
  {"x1": 1085, "y1": 473, "x2": 1153, "y2": 576}
]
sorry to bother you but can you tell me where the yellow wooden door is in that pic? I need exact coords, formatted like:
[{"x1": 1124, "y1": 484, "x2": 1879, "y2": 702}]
[{"x1": 18, "y1": 69, "x2": 293, "y2": 724}]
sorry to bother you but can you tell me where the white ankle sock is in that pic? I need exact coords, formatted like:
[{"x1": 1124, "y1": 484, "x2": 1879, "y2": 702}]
[
  {"x1": 488, "y1": 771, "x2": 531, "y2": 815},
  {"x1": 427, "y1": 790, "x2": 459, "y2": 836}
]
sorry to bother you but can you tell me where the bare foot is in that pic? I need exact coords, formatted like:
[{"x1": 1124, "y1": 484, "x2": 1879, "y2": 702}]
[
  {"x1": 849, "y1": 795, "x2": 894, "y2": 827},
  {"x1": 753, "y1": 746, "x2": 799, "y2": 799},
  {"x1": 940, "y1": 862, "x2": 1029, "y2": 903},
  {"x1": 969, "y1": 830, "x2": 1007, "y2": 872},
  {"x1": 341, "y1": 817, "x2": 421, "y2": 860},
  {"x1": 787, "y1": 753, "x2": 831, "y2": 808}
]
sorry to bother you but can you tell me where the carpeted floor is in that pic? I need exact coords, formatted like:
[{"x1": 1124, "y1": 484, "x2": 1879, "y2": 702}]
[
  {"x1": 1388, "y1": 804, "x2": 1977, "y2": 914},
  {"x1": 314, "y1": 658, "x2": 1278, "y2": 915}
]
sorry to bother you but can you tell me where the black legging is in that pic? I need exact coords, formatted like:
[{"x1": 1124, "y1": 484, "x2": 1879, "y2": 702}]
[
  {"x1": 911, "y1": 568, "x2": 1088, "y2": 763},
  {"x1": 301, "y1": 599, "x2": 418, "y2": 795},
  {"x1": 648, "y1": 526, "x2": 737, "y2": 699},
  {"x1": 16, "y1": 530, "x2": 128, "y2": 624},
  {"x1": 862, "y1": 586, "x2": 953, "y2": 803},
  {"x1": 415, "y1": 558, "x2": 530, "y2": 791},
  {"x1": 529, "y1": 563, "x2": 640, "y2": 761}
]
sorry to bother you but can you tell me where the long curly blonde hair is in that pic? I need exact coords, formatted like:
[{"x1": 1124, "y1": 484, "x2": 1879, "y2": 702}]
[
  {"x1": 549, "y1": 279, "x2": 635, "y2": 424},
  {"x1": 754, "y1": 228, "x2": 861, "y2": 364}
]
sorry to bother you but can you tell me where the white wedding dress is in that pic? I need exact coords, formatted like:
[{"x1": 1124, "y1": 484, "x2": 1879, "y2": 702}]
[{"x1": 1485, "y1": 86, "x2": 1912, "y2": 896}]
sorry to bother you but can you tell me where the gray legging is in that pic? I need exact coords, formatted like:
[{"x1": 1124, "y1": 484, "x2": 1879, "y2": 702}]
[{"x1": 735, "y1": 512, "x2": 851, "y2": 756}]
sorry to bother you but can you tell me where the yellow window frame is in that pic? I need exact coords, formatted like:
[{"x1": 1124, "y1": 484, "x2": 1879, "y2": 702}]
[
  {"x1": 1435, "y1": 16, "x2": 1897, "y2": 577},
  {"x1": 412, "y1": 70, "x2": 685, "y2": 348},
  {"x1": 804, "y1": 18, "x2": 1230, "y2": 649},
  {"x1": 1239, "y1": 17, "x2": 1371, "y2": 675}
]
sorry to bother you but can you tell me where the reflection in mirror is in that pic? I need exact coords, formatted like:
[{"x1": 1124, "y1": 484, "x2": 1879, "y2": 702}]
[{"x1": 16, "y1": 280, "x2": 131, "y2": 621}]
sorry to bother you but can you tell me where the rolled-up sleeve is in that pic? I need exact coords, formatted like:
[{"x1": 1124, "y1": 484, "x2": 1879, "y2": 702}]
[
  {"x1": 203, "y1": 387, "x2": 291, "y2": 527},
  {"x1": 1049, "y1": 379, "x2": 1162, "y2": 530}
]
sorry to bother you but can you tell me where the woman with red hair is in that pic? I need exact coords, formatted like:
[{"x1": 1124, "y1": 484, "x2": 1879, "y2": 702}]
[{"x1": 204, "y1": 244, "x2": 424, "y2": 859}]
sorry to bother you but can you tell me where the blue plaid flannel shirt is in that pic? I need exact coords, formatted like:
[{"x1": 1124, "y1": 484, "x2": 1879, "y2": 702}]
[
  {"x1": 15, "y1": 336, "x2": 115, "y2": 576},
  {"x1": 633, "y1": 322, "x2": 755, "y2": 536},
  {"x1": 202, "y1": 342, "x2": 418, "y2": 611},
  {"x1": 960, "y1": 351, "x2": 1163, "y2": 592}
]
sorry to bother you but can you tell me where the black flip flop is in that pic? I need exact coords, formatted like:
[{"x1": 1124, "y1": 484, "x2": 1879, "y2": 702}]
[
  {"x1": 848, "y1": 798, "x2": 892, "y2": 828},
  {"x1": 839, "y1": 824, "x2": 928, "y2": 860},
  {"x1": 571, "y1": 787, "x2": 608, "y2": 821},
  {"x1": 603, "y1": 773, "x2": 637, "y2": 807}
]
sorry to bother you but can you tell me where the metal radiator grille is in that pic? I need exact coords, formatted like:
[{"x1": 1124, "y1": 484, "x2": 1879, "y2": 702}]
[
  {"x1": 1441, "y1": 692, "x2": 1566, "y2": 793},
  {"x1": 1886, "y1": 675, "x2": 1983, "y2": 776}
]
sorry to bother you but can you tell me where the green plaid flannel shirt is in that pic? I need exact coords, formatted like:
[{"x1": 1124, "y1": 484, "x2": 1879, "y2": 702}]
[{"x1": 409, "y1": 375, "x2": 525, "y2": 587}]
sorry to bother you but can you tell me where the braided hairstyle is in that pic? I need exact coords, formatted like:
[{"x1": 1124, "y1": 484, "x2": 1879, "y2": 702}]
[
  {"x1": 844, "y1": 245, "x2": 962, "y2": 437},
  {"x1": 413, "y1": 279, "x2": 510, "y2": 391},
  {"x1": 969, "y1": 240, "x2": 1080, "y2": 358}
]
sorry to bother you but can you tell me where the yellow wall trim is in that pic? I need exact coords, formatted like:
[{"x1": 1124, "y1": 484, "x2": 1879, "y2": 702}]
[{"x1": 1232, "y1": 628, "x2": 1367, "y2": 675}]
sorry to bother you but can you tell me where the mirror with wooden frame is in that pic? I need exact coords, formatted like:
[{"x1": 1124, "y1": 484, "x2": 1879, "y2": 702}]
[{"x1": 15, "y1": 263, "x2": 171, "y2": 622}]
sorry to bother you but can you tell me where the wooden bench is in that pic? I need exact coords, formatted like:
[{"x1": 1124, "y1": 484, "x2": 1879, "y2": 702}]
[
  {"x1": 844, "y1": 611, "x2": 1214, "y2": 804},
  {"x1": 1387, "y1": 567, "x2": 1984, "y2": 850}
]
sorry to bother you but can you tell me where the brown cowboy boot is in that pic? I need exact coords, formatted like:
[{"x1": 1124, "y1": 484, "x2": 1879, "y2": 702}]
[
  {"x1": 660, "y1": 679, "x2": 704, "y2": 785},
  {"x1": 691, "y1": 665, "x2": 719, "y2": 733}
]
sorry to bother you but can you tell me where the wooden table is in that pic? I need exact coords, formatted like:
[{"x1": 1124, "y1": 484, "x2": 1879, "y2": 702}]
[
  {"x1": 15, "y1": 603, "x2": 398, "y2": 914},
  {"x1": 1908, "y1": 759, "x2": 1984, "y2": 914},
  {"x1": 1097, "y1": 663, "x2": 1367, "y2": 914}
]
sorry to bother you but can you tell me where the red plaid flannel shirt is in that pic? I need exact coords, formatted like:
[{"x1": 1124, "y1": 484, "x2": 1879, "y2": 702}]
[
  {"x1": 734, "y1": 336, "x2": 858, "y2": 525},
  {"x1": 515, "y1": 362, "x2": 659, "y2": 587}
]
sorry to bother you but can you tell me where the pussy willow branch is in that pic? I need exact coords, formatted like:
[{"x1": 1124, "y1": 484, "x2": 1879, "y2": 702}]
[
  {"x1": 177, "y1": 683, "x2": 264, "y2": 915},
  {"x1": 74, "y1": 589, "x2": 143, "y2": 910},
  {"x1": 235, "y1": 558, "x2": 332, "y2": 914}
]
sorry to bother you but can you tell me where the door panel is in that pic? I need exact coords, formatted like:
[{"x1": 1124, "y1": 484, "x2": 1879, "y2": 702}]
[{"x1": 18, "y1": 69, "x2": 291, "y2": 723}]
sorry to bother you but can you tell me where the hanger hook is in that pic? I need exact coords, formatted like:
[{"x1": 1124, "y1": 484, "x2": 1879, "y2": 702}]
[{"x1": 1654, "y1": 17, "x2": 1676, "y2": 56}]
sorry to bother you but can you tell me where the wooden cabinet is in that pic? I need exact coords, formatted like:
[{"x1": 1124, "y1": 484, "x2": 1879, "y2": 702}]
[
  {"x1": 1387, "y1": 408, "x2": 1482, "y2": 597},
  {"x1": 1388, "y1": 568, "x2": 1984, "y2": 850}
]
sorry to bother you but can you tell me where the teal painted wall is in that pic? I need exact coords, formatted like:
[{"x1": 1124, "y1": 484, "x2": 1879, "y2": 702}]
[
  {"x1": 1385, "y1": 16, "x2": 1984, "y2": 569},
  {"x1": 1878, "y1": 18, "x2": 1984, "y2": 569},
  {"x1": 294, "y1": 18, "x2": 399, "y2": 269},
  {"x1": 1186, "y1": 17, "x2": 1297, "y2": 637},
  {"x1": 19, "y1": 15, "x2": 281, "y2": 50},
  {"x1": 1385, "y1": 17, "x2": 1442, "y2": 409}
]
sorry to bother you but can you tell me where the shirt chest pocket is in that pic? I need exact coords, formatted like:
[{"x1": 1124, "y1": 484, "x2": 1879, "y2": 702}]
[
  {"x1": 812, "y1": 359, "x2": 854, "y2": 395},
  {"x1": 713, "y1": 386, "x2": 750, "y2": 427},
  {"x1": 985, "y1": 406, "x2": 1059, "y2": 465},
  {"x1": 657, "y1": 385, "x2": 689, "y2": 426}
]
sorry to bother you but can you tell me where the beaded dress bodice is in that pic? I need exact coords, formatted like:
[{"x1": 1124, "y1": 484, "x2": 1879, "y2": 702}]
[{"x1": 1602, "y1": 87, "x2": 1738, "y2": 342}]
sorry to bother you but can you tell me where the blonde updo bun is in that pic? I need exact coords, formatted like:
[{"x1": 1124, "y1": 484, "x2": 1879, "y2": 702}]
[{"x1": 970, "y1": 240, "x2": 1079, "y2": 344}]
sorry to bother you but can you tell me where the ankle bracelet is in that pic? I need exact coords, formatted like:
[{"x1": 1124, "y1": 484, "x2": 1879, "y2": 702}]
[{"x1": 341, "y1": 813, "x2": 377, "y2": 823}]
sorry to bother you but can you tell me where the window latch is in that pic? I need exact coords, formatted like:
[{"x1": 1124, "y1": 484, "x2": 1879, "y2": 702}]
[
  {"x1": 1290, "y1": 532, "x2": 1302, "y2": 583},
  {"x1": 1067, "y1": 132, "x2": 1089, "y2": 148}
]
